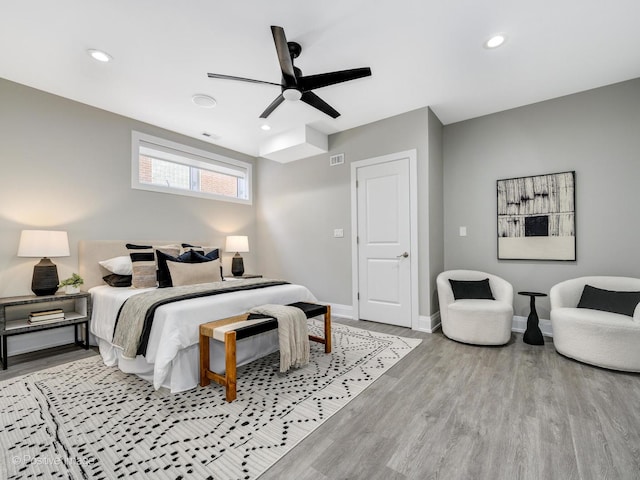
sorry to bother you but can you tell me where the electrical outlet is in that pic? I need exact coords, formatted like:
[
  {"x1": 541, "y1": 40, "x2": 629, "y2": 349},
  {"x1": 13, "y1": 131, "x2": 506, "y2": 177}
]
[
  {"x1": 333, "y1": 228, "x2": 344, "y2": 238},
  {"x1": 459, "y1": 226, "x2": 467, "y2": 237}
]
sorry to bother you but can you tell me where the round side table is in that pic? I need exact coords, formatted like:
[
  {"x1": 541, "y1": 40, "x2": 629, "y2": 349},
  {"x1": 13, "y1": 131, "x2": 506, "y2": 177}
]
[{"x1": 518, "y1": 291, "x2": 547, "y2": 345}]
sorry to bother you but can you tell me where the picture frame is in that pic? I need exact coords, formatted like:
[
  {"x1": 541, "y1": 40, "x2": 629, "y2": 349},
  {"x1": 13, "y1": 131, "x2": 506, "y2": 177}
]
[{"x1": 497, "y1": 171, "x2": 576, "y2": 261}]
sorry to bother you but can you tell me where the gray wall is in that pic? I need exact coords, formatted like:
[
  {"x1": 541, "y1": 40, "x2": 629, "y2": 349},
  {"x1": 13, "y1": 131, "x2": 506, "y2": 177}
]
[
  {"x1": 443, "y1": 78, "x2": 640, "y2": 321},
  {"x1": 0, "y1": 78, "x2": 258, "y2": 298},
  {"x1": 256, "y1": 107, "x2": 443, "y2": 324},
  {"x1": 428, "y1": 108, "x2": 444, "y2": 315}
]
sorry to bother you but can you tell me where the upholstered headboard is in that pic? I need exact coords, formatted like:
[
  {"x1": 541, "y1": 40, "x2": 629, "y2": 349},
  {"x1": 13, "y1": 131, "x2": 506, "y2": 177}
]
[{"x1": 78, "y1": 240, "x2": 212, "y2": 290}]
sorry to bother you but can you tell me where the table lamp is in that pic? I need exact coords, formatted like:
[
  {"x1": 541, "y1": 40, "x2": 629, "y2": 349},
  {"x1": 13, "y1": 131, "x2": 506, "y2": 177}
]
[
  {"x1": 225, "y1": 235, "x2": 249, "y2": 277},
  {"x1": 17, "y1": 230, "x2": 70, "y2": 296}
]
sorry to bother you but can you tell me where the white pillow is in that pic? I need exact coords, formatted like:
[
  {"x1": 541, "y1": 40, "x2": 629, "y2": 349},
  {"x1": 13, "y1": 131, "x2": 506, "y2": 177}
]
[{"x1": 99, "y1": 256, "x2": 133, "y2": 276}]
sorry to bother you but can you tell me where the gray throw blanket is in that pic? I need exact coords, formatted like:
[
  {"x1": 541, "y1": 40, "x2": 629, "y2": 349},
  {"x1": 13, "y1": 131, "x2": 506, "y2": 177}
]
[{"x1": 249, "y1": 304, "x2": 309, "y2": 372}]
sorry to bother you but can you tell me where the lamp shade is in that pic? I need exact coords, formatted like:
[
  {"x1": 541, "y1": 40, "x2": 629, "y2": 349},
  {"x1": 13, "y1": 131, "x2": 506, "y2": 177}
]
[
  {"x1": 225, "y1": 235, "x2": 249, "y2": 253},
  {"x1": 17, "y1": 230, "x2": 70, "y2": 258}
]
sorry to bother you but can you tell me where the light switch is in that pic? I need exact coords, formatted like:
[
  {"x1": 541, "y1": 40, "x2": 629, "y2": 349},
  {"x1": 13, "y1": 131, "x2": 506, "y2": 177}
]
[
  {"x1": 333, "y1": 228, "x2": 344, "y2": 238},
  {"x1": 459, "y1": 226, "x2": 467, "y2": 237}
]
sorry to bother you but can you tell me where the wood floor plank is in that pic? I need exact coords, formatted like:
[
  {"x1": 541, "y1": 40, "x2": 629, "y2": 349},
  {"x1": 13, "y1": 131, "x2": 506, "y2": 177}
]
[{"x1": 2, "y1": 319, "x2": 640, "y2": 480}]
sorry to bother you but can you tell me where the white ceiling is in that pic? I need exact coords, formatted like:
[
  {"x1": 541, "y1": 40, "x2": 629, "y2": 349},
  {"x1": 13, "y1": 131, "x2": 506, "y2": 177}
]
[{"x1": 2, "y1": 1, "x2": 640, "y2": 157}]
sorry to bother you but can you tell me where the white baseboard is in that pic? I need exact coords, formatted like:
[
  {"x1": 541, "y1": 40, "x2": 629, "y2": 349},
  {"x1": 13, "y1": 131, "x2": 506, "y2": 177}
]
[
  {"x1": 325, "y1": 302, "x2": 443, "y2": 334},
  {"x1": 512, "y1": 315, "x2": 553, "y2": 338},
  {"x1": 422, "y1": 312, "x2": 553, "y2": 338},
  {"x1": 326, "y1": 303, "x2": 353, "y2": 319},
  {"x1": 416, "y1": 312, "x2": 441, "y2": 333},
  {"x1": 325, "y1": 303, "x2": 553, "y2": 338}
]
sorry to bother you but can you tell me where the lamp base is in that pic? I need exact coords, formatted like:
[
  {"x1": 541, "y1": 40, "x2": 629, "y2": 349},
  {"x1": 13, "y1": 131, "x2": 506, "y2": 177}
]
[
  {"x1": 231, "y1": 254, "x2": 245, "y2": 277},
  {"x1": 32, "y1": 258, "x2": 59, "y2": 296}
]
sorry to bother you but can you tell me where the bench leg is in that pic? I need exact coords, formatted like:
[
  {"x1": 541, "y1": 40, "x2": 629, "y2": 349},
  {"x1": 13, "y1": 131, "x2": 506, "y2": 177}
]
[
  {"x1": 324, "y1": 305, "x2": 332, "y2": 353},
  {"x1": 200, "y1": 330, "x2": 238, "y2": 402},
  {"x1": 224, "y1": 331, "x2": 237, "y2": 402},
  {"x1": 199, "y1": 332, "x2": 210, "y2": 387}
]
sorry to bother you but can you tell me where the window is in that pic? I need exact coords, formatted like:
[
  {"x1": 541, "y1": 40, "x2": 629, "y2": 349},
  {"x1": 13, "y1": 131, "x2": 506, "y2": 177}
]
[{"x1": 131, "y1": 131, "x2": 251, "y2": 204}]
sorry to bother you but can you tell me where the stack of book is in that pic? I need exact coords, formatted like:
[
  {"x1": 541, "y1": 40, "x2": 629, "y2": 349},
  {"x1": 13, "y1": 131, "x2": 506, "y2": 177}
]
[{"x1": 28, "y1": 308, "x2": 65, "y2": 325}]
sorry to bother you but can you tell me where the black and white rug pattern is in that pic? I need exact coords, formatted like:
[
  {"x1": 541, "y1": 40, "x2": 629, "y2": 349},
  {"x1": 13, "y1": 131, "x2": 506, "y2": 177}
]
[{"x1": 0, "y1": 320, "x2": 420, "y2": 480}]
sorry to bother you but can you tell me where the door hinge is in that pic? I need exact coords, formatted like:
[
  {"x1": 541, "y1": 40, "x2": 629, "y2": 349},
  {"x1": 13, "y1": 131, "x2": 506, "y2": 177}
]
[
  {"x1": 357, "y1": 292, "x2": 360, "y2": 300},
  {"x1": 356, "y1": 180, "x2": 359, "y2": 188},
  {"x1": 357, "y1": 236, "x2": 359, "y2": 244}
]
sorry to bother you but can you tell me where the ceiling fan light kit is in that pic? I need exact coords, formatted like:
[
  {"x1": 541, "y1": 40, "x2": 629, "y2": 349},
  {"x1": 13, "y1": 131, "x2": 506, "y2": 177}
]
[
  {"x1": 208, "y1": 25, "x2": 372, "y2": 119},
  {"x1": 282, "y1": 88, "x2": 302, "y2": 101}
]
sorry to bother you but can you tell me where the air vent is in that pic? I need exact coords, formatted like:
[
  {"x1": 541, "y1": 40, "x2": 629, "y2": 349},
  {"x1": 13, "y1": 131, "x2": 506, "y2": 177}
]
[
  {"x1": 329, "y1": 153, "x2": 345, "y2": 166},
  {"x1": 201, "y1": 132, "x2": 220, "y2": 140}
]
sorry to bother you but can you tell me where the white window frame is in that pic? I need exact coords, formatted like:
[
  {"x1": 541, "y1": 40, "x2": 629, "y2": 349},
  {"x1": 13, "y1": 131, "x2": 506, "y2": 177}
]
[{"x1": 131, "y1": 131, "x2": 252, "y2": 205}]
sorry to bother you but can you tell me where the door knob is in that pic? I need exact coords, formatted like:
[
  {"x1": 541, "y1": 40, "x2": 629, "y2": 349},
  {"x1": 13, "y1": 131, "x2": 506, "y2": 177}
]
[{"x1": 397, "y1": 252, "x2": 409, "y2": 258}]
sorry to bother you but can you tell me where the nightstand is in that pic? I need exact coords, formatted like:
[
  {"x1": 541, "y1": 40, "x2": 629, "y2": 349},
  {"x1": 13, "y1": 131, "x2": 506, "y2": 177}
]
[{"x1": 0, "y1": 292, "x2": 91, "y2": 369}]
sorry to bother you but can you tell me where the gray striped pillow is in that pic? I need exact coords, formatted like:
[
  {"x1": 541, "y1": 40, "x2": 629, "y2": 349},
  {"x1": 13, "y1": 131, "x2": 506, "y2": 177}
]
[{"x1": 126, "y1": 243, "x2": 180, "y2": 288}]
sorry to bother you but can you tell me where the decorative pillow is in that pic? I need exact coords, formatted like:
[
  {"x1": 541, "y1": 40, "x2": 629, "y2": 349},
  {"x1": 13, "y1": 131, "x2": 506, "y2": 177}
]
[
  {"x1": 102, "y1": 274, "x2": 132, "y2": 288},
  {"x1": 166, "y1": 260, "x2": 222, "y2": 287},
  {"x1": 181, "y1": 243, "x2": 223, "y2": 279},
  {"x1": 126, "y1": 243, "x2": 180, "y2": 288},
  {"x1": 98, "y1": 256, "x2": 133, "y2": 275},
  {"x1": 449, "y1": 278, "x2": 495, "y2": 300},
  {"x1": 180, "y1": 243, "x2": 220, "y2": 260},
  {"x1": 577, "y1": 285, "x2": 640, "y2": 317},
  {"x1": 156, "y1": 249, "x2": 213, "y2": 288}
]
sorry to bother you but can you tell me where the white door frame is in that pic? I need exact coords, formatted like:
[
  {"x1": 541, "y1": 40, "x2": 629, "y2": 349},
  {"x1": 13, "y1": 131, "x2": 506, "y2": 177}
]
[{"x1": 350, "y1": 149, "x2": 419, "y2": 329}]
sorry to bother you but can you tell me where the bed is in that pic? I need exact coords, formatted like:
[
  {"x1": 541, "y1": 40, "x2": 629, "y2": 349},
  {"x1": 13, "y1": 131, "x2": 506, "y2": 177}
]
[{"x1": 79, "y1": 240, "x2": 318, "y2": 393}]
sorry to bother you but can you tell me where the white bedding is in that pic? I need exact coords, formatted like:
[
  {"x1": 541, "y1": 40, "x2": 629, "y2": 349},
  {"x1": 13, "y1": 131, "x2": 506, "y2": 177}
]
[{"x1": 89, "y1": 281, "x2": 317, "y2": 392}]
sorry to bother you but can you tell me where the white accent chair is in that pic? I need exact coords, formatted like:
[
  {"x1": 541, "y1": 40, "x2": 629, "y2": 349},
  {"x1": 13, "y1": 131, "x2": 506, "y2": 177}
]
[
  {"x1": 436, "y1": 270, "x2": 514, "y2": 345},
  {"x1": 550, "y1": 276, "x2": 640, "y2": 372}
]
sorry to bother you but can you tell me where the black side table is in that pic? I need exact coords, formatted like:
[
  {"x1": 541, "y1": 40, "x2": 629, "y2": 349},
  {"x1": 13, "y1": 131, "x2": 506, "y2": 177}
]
[{"x1": 518, "y1": 291, "x2": 547, "y2": 345}]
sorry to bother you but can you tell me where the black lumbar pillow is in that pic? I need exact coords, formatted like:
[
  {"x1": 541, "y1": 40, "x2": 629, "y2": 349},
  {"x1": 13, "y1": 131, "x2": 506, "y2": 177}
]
[
  {"x1": 449, "y1": 278, "x2": 495, "y2": 300},
  {"x1": 577, "y1": 284, "x2": 640, "y2": 317},
  {"x1": 102, "y1": 274, "x2": 132, "y2": 287}
]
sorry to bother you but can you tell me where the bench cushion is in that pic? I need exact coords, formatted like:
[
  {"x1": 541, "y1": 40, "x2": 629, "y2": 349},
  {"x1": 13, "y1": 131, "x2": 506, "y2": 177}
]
[
  {"x1": 288, "y1": 301, "x2": 328, "y2": 318},
  {"x1": 211, "y1": 302, "x2": 328, "y2": 342},
  {"x1": 213, "y1": 316, "x2": 277, "y2": 341}
]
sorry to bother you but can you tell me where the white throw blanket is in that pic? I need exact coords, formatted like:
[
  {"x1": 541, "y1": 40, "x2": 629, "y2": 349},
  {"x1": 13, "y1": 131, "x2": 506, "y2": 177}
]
[{"x1": 249, "y1": 304, "x2": 309, "y2": 372}]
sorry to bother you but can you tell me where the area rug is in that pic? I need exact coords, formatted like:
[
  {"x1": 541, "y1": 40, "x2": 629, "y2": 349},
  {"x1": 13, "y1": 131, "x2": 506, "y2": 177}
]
[{"x1": 0, "y1": 320, "x2": 421, "y2": 480}]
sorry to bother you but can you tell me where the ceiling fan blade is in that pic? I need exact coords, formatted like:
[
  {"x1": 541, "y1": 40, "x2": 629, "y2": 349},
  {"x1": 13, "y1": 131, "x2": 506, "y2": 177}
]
[
  {"x1": 271, "y1": 26, "x2": 297, "y2": 86},
  {"x1": 207, "y1": 73, "x2": 282, "y2": 87},
  {"x1": 298, "y1": 67, "x2": 372, "y2": 91},
  {"x1": 259, "y1": 94, "x2": 285, "y2": 119},
  {"x1": 300, "y1": 91, "x2": 340, "y2": 118}
]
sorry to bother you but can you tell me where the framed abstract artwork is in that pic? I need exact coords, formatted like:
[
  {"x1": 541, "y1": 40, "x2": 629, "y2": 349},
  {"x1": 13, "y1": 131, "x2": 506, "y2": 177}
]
[{"x1": 497, "y1": 171, "x2": 576, "y2": 261}]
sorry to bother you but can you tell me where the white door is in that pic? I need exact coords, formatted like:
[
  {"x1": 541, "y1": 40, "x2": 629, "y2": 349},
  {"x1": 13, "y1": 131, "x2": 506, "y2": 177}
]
[{"x1": 354, "y1": 155, "x2": 413, "y2": 327}]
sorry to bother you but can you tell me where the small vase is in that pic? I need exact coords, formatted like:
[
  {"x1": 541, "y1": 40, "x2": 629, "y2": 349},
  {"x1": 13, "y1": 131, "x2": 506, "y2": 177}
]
[{"x1": 65, "y1": 285, "x2": 80, "y2": 294}]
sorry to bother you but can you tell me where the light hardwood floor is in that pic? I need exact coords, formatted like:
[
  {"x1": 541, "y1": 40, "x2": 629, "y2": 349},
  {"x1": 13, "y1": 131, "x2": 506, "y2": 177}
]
[{"x1": 2, "y1": 320, "x2": 639, "y2": 480}]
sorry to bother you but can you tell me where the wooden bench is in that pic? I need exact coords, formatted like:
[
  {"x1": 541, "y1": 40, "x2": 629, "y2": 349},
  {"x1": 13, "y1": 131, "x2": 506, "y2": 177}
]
[{"x1": 199, "y1": 302, "x2": 331, "y2": 402}]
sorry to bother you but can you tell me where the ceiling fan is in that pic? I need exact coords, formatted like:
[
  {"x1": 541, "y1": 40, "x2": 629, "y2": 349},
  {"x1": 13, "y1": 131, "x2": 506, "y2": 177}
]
[{"x1": 207, "y1": 25, "x2": 372, "y2": 119}]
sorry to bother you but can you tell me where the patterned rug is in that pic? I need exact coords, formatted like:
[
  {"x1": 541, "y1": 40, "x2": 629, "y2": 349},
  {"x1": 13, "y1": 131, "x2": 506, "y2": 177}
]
[{"x1": 0, "y1": 320, "x2": 421, "y2": 480}]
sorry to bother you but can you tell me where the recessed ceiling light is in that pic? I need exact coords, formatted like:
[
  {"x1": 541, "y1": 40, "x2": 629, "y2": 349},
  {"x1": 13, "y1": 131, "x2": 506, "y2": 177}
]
[
  {"x1": 260, "y1": 124, "x2": 271, "y2": 131},
  {"x1": 484, "y1": 34, "x2": 507, "y2": 49},
  {"x1": 87, "y1": 49, "x2": 112, "y2": 62},
  {"x1": 192, "y1": 94, "x2": 217, "y2": 108}
]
